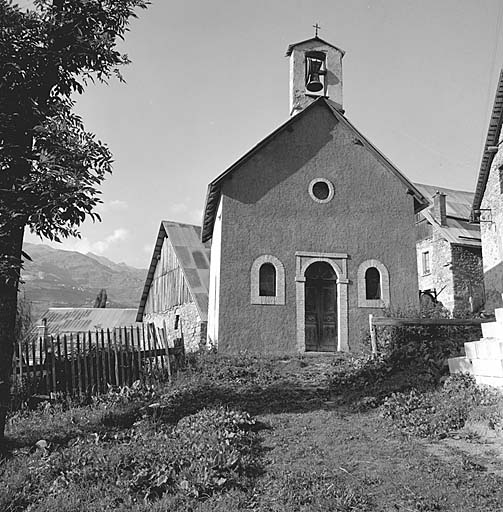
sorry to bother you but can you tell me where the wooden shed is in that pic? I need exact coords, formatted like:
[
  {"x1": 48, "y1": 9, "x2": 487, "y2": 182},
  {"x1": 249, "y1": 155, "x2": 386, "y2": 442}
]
[{"x1": 136, "y1": 221, "x2": 211, "y2": 352}]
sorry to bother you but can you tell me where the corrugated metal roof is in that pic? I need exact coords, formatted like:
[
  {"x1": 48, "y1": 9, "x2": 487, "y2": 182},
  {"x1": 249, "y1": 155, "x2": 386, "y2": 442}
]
[
  {"x1": 37, "y1": 308, "x2": 139, "y2": 335},
  {"x1": 473, "y1": 69, "x2": 503, "y2": 212},
  {"x1": 414, "y1": 183, "x2": 481, "y2": 247},
  {"x1": 414, "y1": 183, "x2": 474, "y2": 219},
  {"x1": 136, "y1": 221, "x2": 211, "y2": 322}
]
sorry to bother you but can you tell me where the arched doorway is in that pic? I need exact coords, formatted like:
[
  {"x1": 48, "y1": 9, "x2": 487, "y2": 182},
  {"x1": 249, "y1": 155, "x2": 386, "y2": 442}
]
[{"x1": 304, "y1": 261, "x2": 337, "y2": 352}]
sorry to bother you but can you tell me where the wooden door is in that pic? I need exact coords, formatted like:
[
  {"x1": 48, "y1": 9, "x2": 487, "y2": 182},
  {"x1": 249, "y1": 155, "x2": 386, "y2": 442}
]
[{"x1": 304, "y1": 262, "x2": 337, "y2": 352}]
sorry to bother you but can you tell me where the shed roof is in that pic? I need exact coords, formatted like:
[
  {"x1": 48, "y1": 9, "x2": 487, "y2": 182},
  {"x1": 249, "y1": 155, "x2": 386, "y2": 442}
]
[
  {"x1": 414, "y1": 183, "x2": 481, "y2": 248},
  {"x1": 473, "y1": 68, "x2": 503, "y2": 212},
  {"x1": 136, "y1": 221, "x2": 211, "y2": 322},
  {"x1": 201, "y1": 97, "x2": 429, "y2": 242},
  {"x1": 37, "y1": 308, "x2": 139, "y2": 335}
]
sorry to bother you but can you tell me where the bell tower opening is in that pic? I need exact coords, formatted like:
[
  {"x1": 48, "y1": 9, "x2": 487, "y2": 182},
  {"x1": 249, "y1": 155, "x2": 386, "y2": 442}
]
[{"x1": 286, "y1": 31, "x2": 345, "y2": 116}]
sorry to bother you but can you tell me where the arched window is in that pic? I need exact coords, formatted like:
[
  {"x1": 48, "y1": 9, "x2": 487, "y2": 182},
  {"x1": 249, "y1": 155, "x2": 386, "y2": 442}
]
[
  {"x1": 357, "y1": 259, "x2": 390, "y2": 308},
  {"x1": 259, "y1": 263, "x2": 276, "y2": 296},
  {"x1": 365, "y1": 267, "x2": 381, "y2": 300},
  {"x1": 251, "y1": 255, "x2": 285, "y2": 305}
]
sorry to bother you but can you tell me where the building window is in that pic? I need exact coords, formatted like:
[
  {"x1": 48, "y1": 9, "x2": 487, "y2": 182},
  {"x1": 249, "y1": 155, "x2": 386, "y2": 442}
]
[
  {"x1": 308, "y1": 178, "x2": 334, "y2": 203},
  {"x1": 357, "y1": 259, "x2": 390, "y2": 308},
  {"x1": 422, "y1": 251, "x2": 431, "y2": 275},
  {"x1": 251, "y1": 255, "x2": 285, "y2": 305},
  {"x1": 365, "y1": 267, "x2": 381, "y2": 299},
  {"x1": 259, "y1": 263, "x2": 276, "y2": 296}
]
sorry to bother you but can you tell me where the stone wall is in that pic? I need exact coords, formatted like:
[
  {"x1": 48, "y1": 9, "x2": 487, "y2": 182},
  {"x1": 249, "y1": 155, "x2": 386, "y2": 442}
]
[
  {"x1": 480, "y1": 145, "x2": 503, "y2": 313},
  {"x1": 143, "y1": 301, "x2": 206, "y2": 353},
  {"x1": 451, "y1": 245, "x2": 484, "y2": 316},
  {"x1": 416, "y1": 233, "x2": 454, "y2": 312}
]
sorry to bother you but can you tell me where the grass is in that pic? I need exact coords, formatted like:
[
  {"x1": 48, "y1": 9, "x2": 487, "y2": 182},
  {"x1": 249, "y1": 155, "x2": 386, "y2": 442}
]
[{"x1": 2, "y1": 352, "x2": 503, "y2": 511}]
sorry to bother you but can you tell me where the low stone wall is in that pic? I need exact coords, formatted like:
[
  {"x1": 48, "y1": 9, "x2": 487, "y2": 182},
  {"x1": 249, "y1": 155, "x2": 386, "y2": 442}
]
[{"x1": 143, "y1": 301, "x2": 206, "y2": 353}]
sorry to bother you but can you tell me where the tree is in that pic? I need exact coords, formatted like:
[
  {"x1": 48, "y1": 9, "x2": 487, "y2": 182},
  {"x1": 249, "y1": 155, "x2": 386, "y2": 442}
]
[
  {"x1": 0, "y1": 0, "x2": 148, "y2": 443},
  {"x1": 93, "y1": 288, "x2": 107, "y2": 308}
]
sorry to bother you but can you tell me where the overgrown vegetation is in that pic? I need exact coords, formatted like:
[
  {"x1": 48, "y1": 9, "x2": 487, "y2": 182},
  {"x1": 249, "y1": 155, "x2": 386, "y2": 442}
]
[
  {"x1": 382, "y1": 373, "x2": 503, "y2": 438},
  {"x1": 2, "y1": 329, "x2": 503, "y2": 510}
]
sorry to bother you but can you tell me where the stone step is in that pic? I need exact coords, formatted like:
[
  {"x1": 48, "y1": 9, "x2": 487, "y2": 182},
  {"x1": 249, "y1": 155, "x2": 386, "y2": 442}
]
[
  {"x1": 482, "y1": 321, "x2": 500, "y2": 339},
  {"x1": 474, "y1": 375, "x2": 503, "y2": 388},
  {"x1": 472, "y1": 358, "x2": 503, "y2": 377},
  {"x1": 448, "y1": 356, "x2": 473, "y2": 374},
  {"x1": 464, "y1": 339, "x2": 503, "y2": 359}
]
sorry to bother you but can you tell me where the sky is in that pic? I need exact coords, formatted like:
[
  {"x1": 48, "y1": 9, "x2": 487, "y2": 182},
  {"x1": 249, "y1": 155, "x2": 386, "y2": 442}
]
[{"x1": 21, "y1": 0, "x2": 503, "y2": 268}]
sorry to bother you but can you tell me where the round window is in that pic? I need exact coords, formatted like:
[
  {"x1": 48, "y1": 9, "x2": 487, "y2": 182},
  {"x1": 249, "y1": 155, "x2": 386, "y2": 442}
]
[{"x1": 308, "y1": 178, "x2": 334, "y2": 203}]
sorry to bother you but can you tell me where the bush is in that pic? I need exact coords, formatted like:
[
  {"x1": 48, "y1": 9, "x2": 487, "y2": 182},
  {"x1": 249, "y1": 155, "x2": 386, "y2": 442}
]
[{"x1": 380, "y1": 373, "x2": 499, "y2": 438}]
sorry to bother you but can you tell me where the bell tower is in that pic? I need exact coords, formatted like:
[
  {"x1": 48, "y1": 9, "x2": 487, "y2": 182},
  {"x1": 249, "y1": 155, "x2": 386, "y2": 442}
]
[{"x1": 286, "y1": 32, "x2": 344, "y2": 116}]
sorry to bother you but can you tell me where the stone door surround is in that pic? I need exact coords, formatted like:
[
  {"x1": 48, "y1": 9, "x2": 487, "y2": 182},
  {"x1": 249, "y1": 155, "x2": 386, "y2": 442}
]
[{"x1": 295, "y1": 251, "x2": 349, "y2": 352}]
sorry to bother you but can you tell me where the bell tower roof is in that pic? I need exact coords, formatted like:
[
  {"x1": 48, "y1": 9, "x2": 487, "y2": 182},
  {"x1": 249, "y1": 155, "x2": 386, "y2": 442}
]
[{"x1": 285, "y1": 36, "x2": 345, "y2": 57}]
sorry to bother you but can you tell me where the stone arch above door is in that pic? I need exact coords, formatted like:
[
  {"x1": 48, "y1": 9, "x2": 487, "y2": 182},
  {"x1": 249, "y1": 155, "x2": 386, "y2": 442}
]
[{"x1": 295, "y1": 252, "x2": 349, "y2": 352}]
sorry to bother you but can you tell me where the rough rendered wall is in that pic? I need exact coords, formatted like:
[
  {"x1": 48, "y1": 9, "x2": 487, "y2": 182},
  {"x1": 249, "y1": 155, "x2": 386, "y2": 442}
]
[
  {"x1": 481, "y1": 146, "x2": 503, "y2": 313},
  {"x1": 417, "y1": 234, "x2": 454, "y2": 312},
  {"x1": 217, "y1": 101, "x2": 419, "y2": 354},
  {"x1": 451, "y1": 245, "x2": 484, "y2": 316},
  {"x1": 143, "y1": 301, "x2": 205, "y2": 353}
]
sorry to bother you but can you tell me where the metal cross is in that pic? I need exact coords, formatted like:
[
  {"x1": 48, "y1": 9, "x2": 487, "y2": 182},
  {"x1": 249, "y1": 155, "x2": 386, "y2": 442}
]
[{"x1": 313, "y1": 23, "x2": 321, "y2": 37}]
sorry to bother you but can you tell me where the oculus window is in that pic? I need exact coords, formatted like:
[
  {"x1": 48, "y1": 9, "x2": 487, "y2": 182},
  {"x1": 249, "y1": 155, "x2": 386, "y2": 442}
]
[{"x1": 309, "y1": 178, "x2": 334, "y2": 203}]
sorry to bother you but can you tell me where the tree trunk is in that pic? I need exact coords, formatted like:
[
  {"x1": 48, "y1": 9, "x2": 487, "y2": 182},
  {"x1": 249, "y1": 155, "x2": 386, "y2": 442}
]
[{"x1": 0, "y1": 223, "x2": 24, "y2": 444}]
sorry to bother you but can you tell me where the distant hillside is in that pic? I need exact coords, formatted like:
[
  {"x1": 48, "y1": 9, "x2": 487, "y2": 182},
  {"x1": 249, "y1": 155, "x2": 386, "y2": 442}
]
[{"x1": 21, "y1": 242, "x2": 147, "y2": 321}]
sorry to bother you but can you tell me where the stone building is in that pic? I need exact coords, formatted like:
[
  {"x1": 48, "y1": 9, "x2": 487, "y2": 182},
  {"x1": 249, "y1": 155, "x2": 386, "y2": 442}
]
[
  {"x1": 136, "y1": 221, "x2": 210, "y2": 352},
  {"x1": 472, "y1": 69, "x2": 503, "y2": 313},
  {"x1": 414, "y1": 183, "x2": 483, "y2": 316},
  {"x1": 202, "y1": 35, "x2": 429, "y2": 355},
  {"x1": 448, "y1": 69, "x2": 503, "y2": 387}
]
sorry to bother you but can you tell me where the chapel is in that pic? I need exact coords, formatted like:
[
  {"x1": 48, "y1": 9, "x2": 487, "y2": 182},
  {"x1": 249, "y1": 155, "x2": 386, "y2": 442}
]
[{"x1": 202, "y1": 34, "x2": 429, "y2": 354}]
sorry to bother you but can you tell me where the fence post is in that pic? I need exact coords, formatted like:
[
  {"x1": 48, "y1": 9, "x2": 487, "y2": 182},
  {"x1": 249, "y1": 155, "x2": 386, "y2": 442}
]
[{"x1": 369, "y1": 314, "x2": 378, "y2": 359}]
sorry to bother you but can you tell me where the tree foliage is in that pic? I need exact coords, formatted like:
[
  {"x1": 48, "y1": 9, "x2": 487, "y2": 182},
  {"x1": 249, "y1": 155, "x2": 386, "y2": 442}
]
[
  {"x1": 0, "y1": 0, "x2": 148, "y2": 442},
  {"x1": 0, "y1": 0, "x2": 148, "y2": 276}
]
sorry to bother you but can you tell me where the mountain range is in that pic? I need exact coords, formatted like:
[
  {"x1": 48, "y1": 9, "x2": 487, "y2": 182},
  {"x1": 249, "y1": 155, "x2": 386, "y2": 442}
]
[{"x1": 21, "y1": 242, "x2": 147, "y2": 321}]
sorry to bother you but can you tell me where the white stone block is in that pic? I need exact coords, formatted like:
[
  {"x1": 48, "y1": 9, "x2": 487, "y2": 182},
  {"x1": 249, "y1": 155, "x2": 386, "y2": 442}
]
[
  {"x1": 472, "y1": 358, "x2": 503, "y2": 377},
  {"x1": 495, "y1": 308, "x2": 503, "y2": 326},
  {"x1": 464, "y1": 341, "x2": 478, "y2": 359},
  {"x1": 448, "y1": 356, "x2": 473, "y2": 375},
  {"x1": 474, "y1": 375, "x2": 503, "y2": 389},
  {"x1": 482, "y1": 321, "x2": 500, "y2": 339},
  {"x1": 473, "y1": 340, "x2": 503, "y2": 359}
]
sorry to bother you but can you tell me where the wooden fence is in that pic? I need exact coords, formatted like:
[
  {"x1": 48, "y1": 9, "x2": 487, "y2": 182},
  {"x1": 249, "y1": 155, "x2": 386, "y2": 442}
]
[
  {"x1": 12, "y1": 323, "x2": 183, "y2": 397},
  {"x1": 368, "y1": 314, "x2": 490, "y2": 357}
]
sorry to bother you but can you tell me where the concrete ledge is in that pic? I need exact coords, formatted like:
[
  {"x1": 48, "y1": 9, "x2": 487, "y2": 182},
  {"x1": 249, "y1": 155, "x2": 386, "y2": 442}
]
[
  {"x1": 482, "y1": 321, "x2": 500, "y2": 339},
  {"x1": 448, "y1": 356, "x2": 473, "y2": 375},
  {"x1": 495, "y1": 308, "x2": 503, "y2": 326},
  {"x1": 474, "y1": 375, "x2": 503, "y2": 388},
  {"x1": 464, "y1": 341, "x2": 478, "y2": 359},
  {"x1": 474, "y1": 340, "x2": 503, "y2": 359},
  {"x1": 472, "y1": 358, "x2": 503, "y2": 377}
]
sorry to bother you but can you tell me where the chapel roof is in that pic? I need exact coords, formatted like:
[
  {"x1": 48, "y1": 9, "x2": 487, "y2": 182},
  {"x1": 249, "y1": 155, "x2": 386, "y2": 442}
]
[
  {"x1": 201, "y1": 97, "x2": 429, "y2": 243},
  {"x1": 472, "y1": 68, "x2": 503, "y2": 212},
  {"x1": 136, "y1": 221, "x2": 211, "y2": 322},
  {"x1": 285, "y1": 36, "x2": 346, "y2": 57},
  {"x1": 414, "y1": 183, "x2": 481, "y2": 248}
]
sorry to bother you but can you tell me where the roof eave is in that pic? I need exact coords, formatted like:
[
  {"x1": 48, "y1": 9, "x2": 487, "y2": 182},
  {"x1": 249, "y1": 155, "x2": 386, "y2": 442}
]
[
  {"x1": 472, "y1": 68, "x2": 503, "y2": 212},
  {"x1": 285, "y1": 36, "x2": 346, "y2": 57}
]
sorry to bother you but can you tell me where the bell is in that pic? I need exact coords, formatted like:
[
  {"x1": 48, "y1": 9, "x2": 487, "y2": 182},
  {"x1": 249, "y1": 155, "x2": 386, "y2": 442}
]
[
  {"x1": 306, "y1": 74, "x2": 323, "y2": 92},
  {"x1": 306, "y1": 58, "x2": 325, "y2": 93}
]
